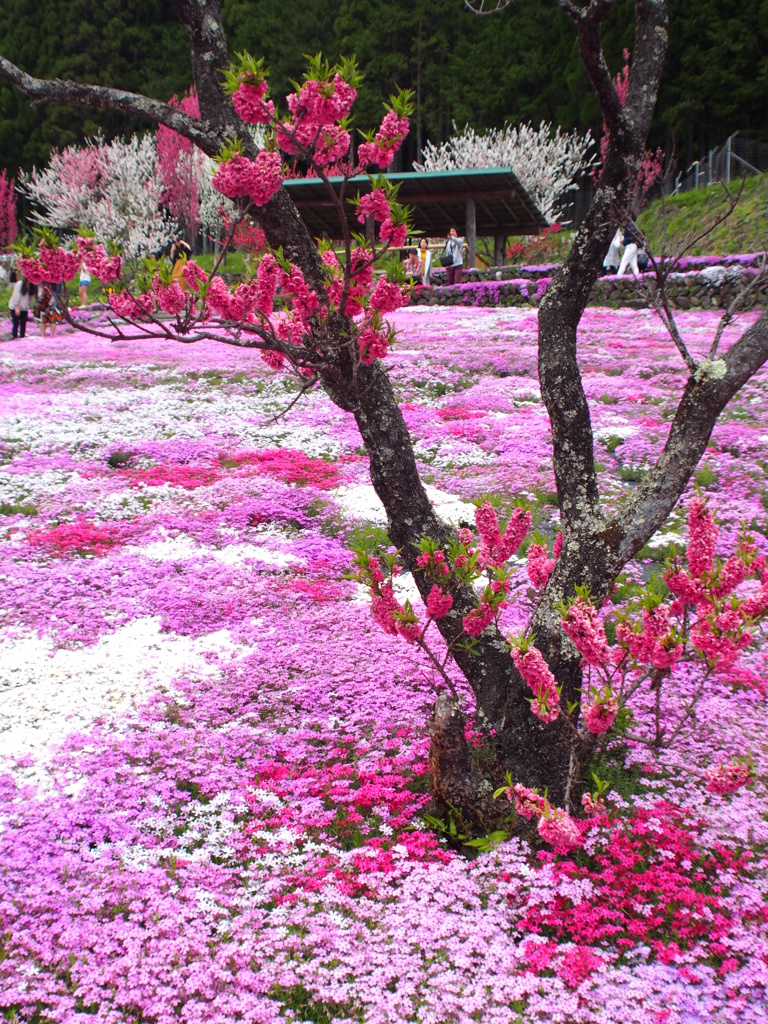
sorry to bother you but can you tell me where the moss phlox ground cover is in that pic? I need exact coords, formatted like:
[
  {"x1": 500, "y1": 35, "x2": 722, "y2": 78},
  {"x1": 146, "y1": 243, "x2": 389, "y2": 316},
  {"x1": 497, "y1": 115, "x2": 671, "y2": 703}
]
[{"x1": 0, "y1": 304, "x2": 767, "y2": 1022}]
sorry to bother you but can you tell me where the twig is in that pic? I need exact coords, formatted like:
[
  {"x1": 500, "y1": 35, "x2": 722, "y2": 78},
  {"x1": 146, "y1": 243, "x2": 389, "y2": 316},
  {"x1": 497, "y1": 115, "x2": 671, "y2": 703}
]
[{"x1": 709, "y1": 255, "x2": 768, "y2": 359}]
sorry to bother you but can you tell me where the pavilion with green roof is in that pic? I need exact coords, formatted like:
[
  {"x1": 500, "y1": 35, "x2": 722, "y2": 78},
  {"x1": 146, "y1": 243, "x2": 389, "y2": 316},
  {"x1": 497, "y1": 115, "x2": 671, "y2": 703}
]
[{"x1": 283, "y1": 167, "x2": 547, "y2": 267}]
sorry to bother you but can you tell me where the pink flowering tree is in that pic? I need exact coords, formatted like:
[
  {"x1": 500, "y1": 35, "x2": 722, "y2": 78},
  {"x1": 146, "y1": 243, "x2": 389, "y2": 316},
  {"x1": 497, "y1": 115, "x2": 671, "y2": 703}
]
[
  {"x1": 156, "y1": 88, "x2": 207, "y2": 240},
  {"x1": 593, "y1": 49, "x2": 665, "y2": 208},
  {"x1": 0, "y1": 169, "x2": 17, "y2": 249},
  {"x1": 2, "y1": 0, "x2": 768, "y2": 824},
  {"x1": 20, "y1": 133, "x2": 178, "y2": 257},
  {"x1": 351, "y1": 494, "x2": 765, "y2": 849}
]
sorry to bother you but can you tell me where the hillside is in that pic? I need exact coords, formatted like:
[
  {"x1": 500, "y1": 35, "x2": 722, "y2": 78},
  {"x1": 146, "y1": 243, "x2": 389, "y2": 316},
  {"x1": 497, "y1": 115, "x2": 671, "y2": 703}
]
[{"x1": 638, "y1": 174, "x2": 768, "y2": 257}]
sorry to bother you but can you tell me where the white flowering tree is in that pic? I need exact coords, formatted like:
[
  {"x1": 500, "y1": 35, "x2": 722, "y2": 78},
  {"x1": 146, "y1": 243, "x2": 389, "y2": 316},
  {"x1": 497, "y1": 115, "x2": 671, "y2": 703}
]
[
  {"x1": 198, "y1": 125, "x2": 267, "y2": 243},
  {"x1": 21, "y1": 134, "x2": 178, "y2": 258},
  {"x1": 415, "y1": 121, "x2": 595, "y2": 224}
]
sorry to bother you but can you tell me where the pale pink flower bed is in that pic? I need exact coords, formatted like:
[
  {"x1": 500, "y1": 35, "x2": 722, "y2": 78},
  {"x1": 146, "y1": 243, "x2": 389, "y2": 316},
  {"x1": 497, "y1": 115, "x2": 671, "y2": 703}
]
[{"x1": 0, "y1": 305, "x2": 767, "y2": 1023}]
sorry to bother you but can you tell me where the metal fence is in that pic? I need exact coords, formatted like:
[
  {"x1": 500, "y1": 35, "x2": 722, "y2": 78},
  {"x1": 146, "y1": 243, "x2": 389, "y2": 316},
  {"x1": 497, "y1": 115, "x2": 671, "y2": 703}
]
[
  {"x1": 557, "y1": 132, "x2": 767, "y2": 229},
  {"x1": 670, "y1": 132, "x2": 768, "y2": 195}
]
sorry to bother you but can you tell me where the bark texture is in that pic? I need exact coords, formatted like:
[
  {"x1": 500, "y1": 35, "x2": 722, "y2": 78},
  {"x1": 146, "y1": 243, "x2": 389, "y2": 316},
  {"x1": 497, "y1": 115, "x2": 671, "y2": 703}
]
[{"x1": 427, "y1": 695, "x2": 498, "y2": 829}]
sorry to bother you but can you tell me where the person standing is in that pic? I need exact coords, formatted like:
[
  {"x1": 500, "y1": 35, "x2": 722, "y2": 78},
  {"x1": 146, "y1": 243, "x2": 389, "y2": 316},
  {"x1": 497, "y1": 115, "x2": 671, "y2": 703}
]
[
  {"x1": 10, "y1": 276, "x2": 31, "y2": 339},
  {"x1": 444, "y1": 227, "x2": 464, "y2": 286},
  {"x1": 37, "y1": 282, "x2": 63, "y2": 337},
  {"x1": 170, "y1": 237, "x2": 192, "y2": 290},
  {"x1": 418, "y1": 237, "x2": 433, "y2": 286},
  {"x1": 617, "y1": 220, "x2": 643, "y2": 277},
  {"x1": 603, "y1": 228, "x2": 623, "y2": 275},
  {"x1": 78, "y1": 263, "x2": 91, "y2": 306}
]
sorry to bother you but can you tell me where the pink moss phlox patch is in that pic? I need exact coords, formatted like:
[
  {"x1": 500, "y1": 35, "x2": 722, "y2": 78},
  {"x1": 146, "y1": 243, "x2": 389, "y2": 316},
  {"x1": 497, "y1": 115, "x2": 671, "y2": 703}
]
[{"x1": 26, "y1": 517, "x2": 123, "y2": 557}]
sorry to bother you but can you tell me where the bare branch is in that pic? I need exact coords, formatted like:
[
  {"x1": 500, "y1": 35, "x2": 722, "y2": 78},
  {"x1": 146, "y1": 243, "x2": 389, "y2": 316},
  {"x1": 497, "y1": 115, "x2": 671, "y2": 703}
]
[
  {"x1": 640, "y1": 270, "x2": 698, "y2": 372},
  {"x1": 660, "y1": 179, "x2": 744, "y2": 271},
  {"x1": 615, "y1": 307, "x2": 768, "y2": 563},
  {"x1": 564, "y1": 0, "x2": 624, "y2": 138},
  {"x1": 709, "y1": 257, "x2": 768, "y2": 358},
  {"x1": 0, "y1": 56, "x2": 228, "y2": 157}
]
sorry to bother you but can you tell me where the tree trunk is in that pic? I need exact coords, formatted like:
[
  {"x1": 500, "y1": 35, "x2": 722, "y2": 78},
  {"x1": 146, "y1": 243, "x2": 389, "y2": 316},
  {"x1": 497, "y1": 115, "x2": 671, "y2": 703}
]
[{"x1": 427, "y1": 695, "x2": 498, "y2": 829}]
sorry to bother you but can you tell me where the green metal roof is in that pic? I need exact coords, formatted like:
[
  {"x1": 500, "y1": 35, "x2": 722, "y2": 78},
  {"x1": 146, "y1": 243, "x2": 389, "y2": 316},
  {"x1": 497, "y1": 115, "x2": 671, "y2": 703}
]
[{"x1": 282, "y1": 167, "x2": 547, "y2": 239}]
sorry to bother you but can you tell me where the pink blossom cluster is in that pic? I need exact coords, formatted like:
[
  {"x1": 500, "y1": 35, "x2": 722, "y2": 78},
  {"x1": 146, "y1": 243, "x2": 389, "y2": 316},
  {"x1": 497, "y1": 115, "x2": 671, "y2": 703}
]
[
  {"x1": 368, "y1": 277, "x2": 408, "y2": 315},
  {"x1": 474, "y1": 502, "x2": 531, "y2": 567},
  {"x1": 616, "y1": 603, "x2": 683, "y2": 669},
  {"x1": 206, "y1": 276, "x2": 259, "y2": 323},
  {"x1": 108, "y1": 291, "x2": 154, "y2": 319},
  {"x1": 461, "y1": 599, "x2": 496, "y2": 637},
  {"x1": 181, "y1": 259, "x2": 208, "y2": 292},
  {"x1": 38, "y1": 244, "x2": 81, "y2": 283},
  {"x1": 358, "y1": 109, "x2": 410, "y2": 169},
  {"x1": 76, "y1": 237, "x2": 123, "y2": 283},
  {"x1": 691, "y1": 611, "x2": 753, "y2": 670},
  {"x1": 687, "y1": 496, "x2": 718, "y2": 578},
  {"x1": 582, "y1": 695, "x2": 619, "y2": 734},
  {"x1": 662, "y1": 499, "x2": 768, "y2": 668},
  {"x1": 326, "y1": 247, "x2": 372, "y2": 318},
  {"x1": 379, "y1": 217, "x2": 407, "y2": 248},
  {"x1": 511, "y1": 646, "x2": 560, "y2": 723},
  {"x1": 201, "y1": 255, "x2": 317, "y2": 366},
  {"x1": 370, "y1": 580, "x2": 404, "y2": 636},
  {"x1": 581, "y1": 791, "x2": 606, "y2": 816},
  {"x1": 231, "y1": 79, "x2": 275, "y2": 125},
  {"x1": 510, "y1": 782, "x2": 548, "y2": 819},
  {"x1": 426, "y1": 584, "x2": 453, "y2": 619},
  {"x1": 153, "y1": 276, "x2": 187, "y2": 315},
  {"x1": 538, "y1": 807, "x2": 583, "y2": 853},
  {"x1": 704, "y1": 759, "x2": 755, "y2": 795},
  {"x1": 355, "y1": 324, "x2": 387, "y2": 363},
  {"x1": 15, "y1": 255, "x2": 47, "y2": 285},
  {"x1": 561, "y1": 596, "x2": 612, "y2": 668},
  {"x1": 356, "y1": 188, "x2": 391, "y2": 224},
  {"x1": 526, "y1": 532, "x2": 563, "y2": 588},
  {"x1": 211, "y1": 149, "x2": 283, "y2": 207},
  {"x1": 509, "y1": 785, "x2": 582, "y2": 853},
  {"x1": 277, "y1": 74, "x2": 356, "y2": 162},
  {"x1": 17, "y1": 245, "x2": 80, "y2": 285},
  {"x1": 352, "y1": 185, "x2": 407, "y2": 248}
]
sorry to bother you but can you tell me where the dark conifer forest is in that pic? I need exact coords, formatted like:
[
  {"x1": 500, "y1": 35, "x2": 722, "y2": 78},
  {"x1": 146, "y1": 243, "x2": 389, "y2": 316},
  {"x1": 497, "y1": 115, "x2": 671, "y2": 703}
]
[{"x1": 0, "y1": 0, "x2": 765, "y2": 176}]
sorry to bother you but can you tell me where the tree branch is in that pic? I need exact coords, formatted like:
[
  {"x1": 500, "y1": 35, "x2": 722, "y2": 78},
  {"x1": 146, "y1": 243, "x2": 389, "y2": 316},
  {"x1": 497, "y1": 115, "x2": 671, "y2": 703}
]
[
  {"x1": 623, "y1": 0, "x2": 670, "y2": 141},
  {"x1": 562, "y1": 0, "x2": 623, "y2": 138},
  {"x1": 615, "y1": 308, "x2": 768, "y2": 561},
  {"x1": 0, "y1": 57, "x2": 228, "y2": 157}
]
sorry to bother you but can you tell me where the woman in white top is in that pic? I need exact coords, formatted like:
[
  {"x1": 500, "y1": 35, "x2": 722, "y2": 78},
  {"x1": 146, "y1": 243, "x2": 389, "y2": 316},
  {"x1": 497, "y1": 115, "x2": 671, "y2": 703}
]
[
  {"x1": 418, "y1": 238, "x2": 433, "y2": 285},
  {"x1": 603, "y1": 228, "x2": 623, "y2": 274},
  {"x1": 10, "y1": 277, "x2": 32, "y2": 339}
]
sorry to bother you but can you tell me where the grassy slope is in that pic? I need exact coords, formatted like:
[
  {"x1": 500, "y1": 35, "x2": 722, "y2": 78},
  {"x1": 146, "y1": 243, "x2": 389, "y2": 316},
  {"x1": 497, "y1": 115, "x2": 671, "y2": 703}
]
[{"x1": 638, "y1": 173, "x2": 768, "y2": 257}]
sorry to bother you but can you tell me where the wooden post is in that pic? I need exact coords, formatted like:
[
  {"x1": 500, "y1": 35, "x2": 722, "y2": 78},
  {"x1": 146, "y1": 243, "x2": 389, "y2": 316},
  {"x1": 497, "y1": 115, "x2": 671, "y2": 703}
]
[
  {"x1": 365, "y1": 216, "x2": 375, "y2": 245},
  {"x1": 494, "y1": 234, "x2": 505, "y2": 268},
  {"x1": 465, "y1": 198, "x2": 476, "y2": 269}
]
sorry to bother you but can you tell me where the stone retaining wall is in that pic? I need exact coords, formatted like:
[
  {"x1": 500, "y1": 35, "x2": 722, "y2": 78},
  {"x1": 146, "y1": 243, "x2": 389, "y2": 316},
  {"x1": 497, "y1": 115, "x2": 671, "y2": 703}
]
[{"x1": 412, "y1": 264, "x2": 768, "y2": 310}]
